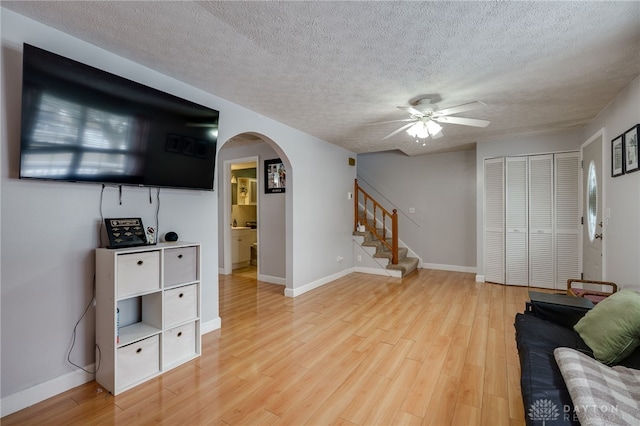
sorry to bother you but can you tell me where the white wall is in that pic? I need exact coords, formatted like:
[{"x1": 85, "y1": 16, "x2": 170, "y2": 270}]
[
  {"x1": 284, "y1": 138, "x2": 357, "y2": 295},
  {"x1": 582, "y1": 75, "x2": 640, "y2": 291},
  {"x1": 1, "y1": 9, "x2": 356, "y2": 412},
  {"x1": 475, "y1": 130, "x2": 584, "y2": 279},
  {"x1": 357, "y1": 149, "x2": 477, "y2": 270}
]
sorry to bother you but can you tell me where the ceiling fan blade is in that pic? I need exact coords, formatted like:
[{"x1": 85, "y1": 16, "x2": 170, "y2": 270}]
[
  {"x1": 382, "y1": 122, "x2": 416, "y2": 140},
  {"x1": 436, "y1": 101, "x2": 486, "y2": 117},
  {"x1": 432, "y1": 131, "x2": 443, "y2": 139},
  {"x1": 434, "y1": 116, "x2": 491, "y2": 127},
  {"x1": 365, "y1": 118, "x2": 415, "y2": 126},
  {"x1": 397, "y1": 106, "x2": 424, "y2": 116}
]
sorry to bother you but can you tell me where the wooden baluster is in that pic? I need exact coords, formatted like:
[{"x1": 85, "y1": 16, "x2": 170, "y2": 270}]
[
  {"x1": 392, "y1": 209, "x2": 398, "y2": 264},
  {"x1": 382, "y1": 214, "x2": 387, "y2": 242},
  {"x1": 364, "y1": 198, "x2": 368, "y2": 230},
  {"x1": 373, "y1": 204, "x2": 377, "y2": 235},
  {"x1": 354, "y1": 179, "x2": 359, "y2": 232}
]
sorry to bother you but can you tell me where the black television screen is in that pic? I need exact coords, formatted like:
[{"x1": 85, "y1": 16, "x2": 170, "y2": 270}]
[{"x1": 19, "y1": 44, "x2": 219, "y2": 190}]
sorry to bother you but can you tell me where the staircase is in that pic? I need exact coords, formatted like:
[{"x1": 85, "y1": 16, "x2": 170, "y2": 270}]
[
  {"x1": 353, "y1": 227, "x2": 420, "y2": 277},
  {"x1": 353, "y1": 179, "x2": 420, "y2": 278}
]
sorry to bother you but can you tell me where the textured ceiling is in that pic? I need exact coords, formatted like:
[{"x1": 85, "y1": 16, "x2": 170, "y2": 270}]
[{"x1": 3, "y1": 1, "x2": 640, "y2": 156}]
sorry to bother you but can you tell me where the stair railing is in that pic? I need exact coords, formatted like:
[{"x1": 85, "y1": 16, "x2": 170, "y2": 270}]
[{"x1": 354, "y1": 179, "x2": 399, "y2": 264}]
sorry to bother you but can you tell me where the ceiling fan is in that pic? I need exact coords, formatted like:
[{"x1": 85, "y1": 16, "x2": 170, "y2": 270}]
[{"x1": 369, "y1": 98, "x2": 491, "y2": 142}]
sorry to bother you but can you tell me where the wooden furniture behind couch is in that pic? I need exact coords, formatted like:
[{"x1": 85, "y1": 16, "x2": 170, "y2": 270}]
[{"x1": 567, "y1": 278, "x2": 618, "y2": 304}]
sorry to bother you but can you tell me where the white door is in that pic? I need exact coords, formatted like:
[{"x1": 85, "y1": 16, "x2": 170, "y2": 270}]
[
  {"x1": 554, "y1": 153, "x2": 580, "y2": 289},
  {"x1": 484, "y1": 158, "x2": 505, "y2": 284},
  {"x1": 582, "y1": 134, "x2": 603, "y2": 280},
  {"x1": 529, "y1": 154, "x2": 554, "y2": 289},
  {"x1": 505, "y1": 157, "x2": 528, "y2": 286}
]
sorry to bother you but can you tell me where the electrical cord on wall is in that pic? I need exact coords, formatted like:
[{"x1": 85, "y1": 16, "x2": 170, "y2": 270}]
[
  {"x1": 155, "y1": 188, "x2": 161, "y2": 240},
  {"x1": 100, "y1": 185, "x2": 161, "y2": 244},
  {"x1": 99, "y1": 184, "x2": 106, "y2": 247},
  {"x1": 67, "y1": 274, "x2": 100, "y2": 375}
]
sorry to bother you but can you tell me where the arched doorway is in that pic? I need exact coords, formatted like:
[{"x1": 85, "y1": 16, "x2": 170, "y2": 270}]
[{"x1": 217, "y1": 133, "x2": 290, "y2": 289}]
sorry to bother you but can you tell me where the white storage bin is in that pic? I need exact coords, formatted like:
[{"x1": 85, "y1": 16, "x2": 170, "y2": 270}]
[
  {"x1": 116, "y1": 335, "x2": 159, "y2": 390},
  {"x1": 163, "y1": 321, "x2": 197, "y2": 368},
  {"x1": 164, "y1": 284, "x2": 198, "y2": 328},
  {"x1": 117, "y1": 251, "x2": 160, "y2": 297},
  {"x1": 164, "y1": 246, "x2": 197, "y2": 287}
]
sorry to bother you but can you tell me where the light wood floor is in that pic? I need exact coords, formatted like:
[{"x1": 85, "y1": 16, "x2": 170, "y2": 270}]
[
  {"x1": 4, "y1": 269, "x2": 533, "y2": 425},
  {"x1": 232, "y1": 265, "x2": 258, "y2": 279}
]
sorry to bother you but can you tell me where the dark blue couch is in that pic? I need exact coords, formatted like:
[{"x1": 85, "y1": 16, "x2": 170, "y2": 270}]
[{"x1": 515, "y1": 305, "x2": 640, "y2": 425}]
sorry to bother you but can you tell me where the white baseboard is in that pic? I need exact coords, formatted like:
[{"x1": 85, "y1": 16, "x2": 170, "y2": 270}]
[
  {"x1": 284, "y1": 268, "x2": 354, "y2": 298},
  {"x1": 422, "y1": 263, "x2": 477, "y2": 274},
  {"x1": 201, "y1": 317, "x2": 221, "y2": 334},
  {"x1": 476, "y1": 274, "x2": 485, "y2": 282},
  {"x1": 353, "y1": 266, "x2": 402, "y2": 278},
  {"x1": 1, "y1": 364, "x2": 95, "y2": 418},
  {"x1": 258, "y1": 274, "x2": 286, "y2": 286}
]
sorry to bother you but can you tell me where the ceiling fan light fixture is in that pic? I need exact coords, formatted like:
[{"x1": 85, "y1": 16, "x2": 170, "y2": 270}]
[
  {"x1": 375, "y1": 99, "x2": 489, "y2": 142},
  {"x1": 406, "y1": 119, "x2": 441, "y2": 140},
  {"x1": 406, "y1": 121, "x2": 430, "y2": 139},
  {"x1": 426, "y1": 120, "x2": 442, "y2": 136}
]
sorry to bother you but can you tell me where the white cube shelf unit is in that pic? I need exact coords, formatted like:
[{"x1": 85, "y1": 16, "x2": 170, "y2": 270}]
[{"x1": 95, "y1": 242, "x2": 201, "y2": 395}]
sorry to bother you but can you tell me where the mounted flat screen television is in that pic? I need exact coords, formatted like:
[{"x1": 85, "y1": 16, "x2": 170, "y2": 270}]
[{"x1": 19, "y1": 44, "x2": 219, "y2": 190}]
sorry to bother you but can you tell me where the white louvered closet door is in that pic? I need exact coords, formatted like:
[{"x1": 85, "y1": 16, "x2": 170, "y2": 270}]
[
  {"x1": 505, "y1": 157, "x2": 528, "y2": 286},
  {"x1": 555, "y1": 153, "x2": 580, "y2": 290},
  {"x1": 529, "y1": 154, "x2": 554, "y2": 289},
  {"x1": 484, "y1": 158, "x2": 505, "y2": 284}
]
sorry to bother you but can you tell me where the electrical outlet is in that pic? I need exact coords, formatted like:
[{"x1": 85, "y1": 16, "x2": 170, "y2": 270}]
[
  {"x1": 409, "y1": 207, "x2": 416, "y2": 214},
  {"x1": 357, "y1": 255, "x2": 362, "y2": 262}
]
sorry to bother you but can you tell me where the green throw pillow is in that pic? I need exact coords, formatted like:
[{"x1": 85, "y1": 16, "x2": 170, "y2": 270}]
[{"x1": 574, "y1": 289, "x2": 640, "y2": 365}]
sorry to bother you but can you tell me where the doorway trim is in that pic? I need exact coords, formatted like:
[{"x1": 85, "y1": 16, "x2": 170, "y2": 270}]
[
  {"x1": 222, "y1": 155, "x2": 260, "y2": 275},
  {"x1": 580, "y1": 127, "x2": 607, "y2": 279}
]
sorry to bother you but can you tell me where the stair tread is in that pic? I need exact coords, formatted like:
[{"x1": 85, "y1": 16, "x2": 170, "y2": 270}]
[
  {"x1": 373, "y1": 247, "x2": 408, "y2": 261},
  {"x1": 386, "y1": 257, "x2": 420, "y2": 277},
  {"x1": 354, "y1": 223, "x2": 419, "y2": 277}
]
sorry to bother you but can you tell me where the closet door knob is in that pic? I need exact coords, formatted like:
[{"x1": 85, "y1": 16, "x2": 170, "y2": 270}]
[
  {"x1": 137, "y1": 260, "x2": 143, "y2": 266},
  {"x1": 178, "y1": 254, "x2": 183, "y2": 259}
]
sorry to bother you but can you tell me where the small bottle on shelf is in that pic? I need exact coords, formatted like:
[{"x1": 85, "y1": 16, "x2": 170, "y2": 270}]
[{"x1": 116, "y1": 307, "x2": 120, "y2": 344}]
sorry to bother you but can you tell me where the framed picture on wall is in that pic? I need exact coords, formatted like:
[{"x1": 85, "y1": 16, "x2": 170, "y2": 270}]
[
  {"x1": 623, "y1": 124, "x2": 639, "y2": 174},
  {"x1": 264, "y1": 158, "x2": 286, "y2": 193},
  {"x1": 165, "y1": 134, "x2": 182, "y2": 153},
  {"x1": 611, "y1": 134, "x2": 624, "y2": 177}
]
